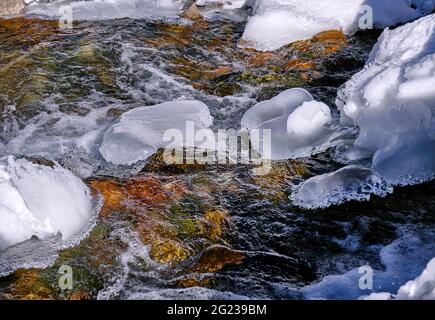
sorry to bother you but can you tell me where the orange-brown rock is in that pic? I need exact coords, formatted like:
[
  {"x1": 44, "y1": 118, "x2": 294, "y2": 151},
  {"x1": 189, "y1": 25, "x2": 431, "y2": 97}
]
[
  {"x1": 312, "y1": 30, "x2": 347, "y2": 54},
  {"x1": 68, "y1": 291, "x2": 91, "y2": 300},
  {"x1": 162, "y1": 180, "x2": 188, "y2": 201},
  {"x1": 5, "y1": 269, "x2": 54, "y2": 300},
  {"x1": 149, "y1": 239, "x2": 191, "y2": 265},
  {"x1": 284, "y1": 59, "x2": 317, "y2": 71},
  {"x1": 247, "y1": 52, "x2": 278, "y2": 67},
  {"x1": 89, "y1": 179, "x2": 125, "y2": 217},
  {"x1": 190, "y1": 245, "x2": 245, "y2": 273},
  {"x1": 203, "y1": 209, "x2": 229, "y2": 241},
  {"x1": 125, "y1": 175, "x2": 170, "y2": 205}
]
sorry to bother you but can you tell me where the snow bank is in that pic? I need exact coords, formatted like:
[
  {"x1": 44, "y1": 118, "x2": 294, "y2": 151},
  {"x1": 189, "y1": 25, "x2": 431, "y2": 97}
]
[
  {"x1": 26, "y1": 0, "x2": 182, "y2": 21},
  {"x1": 240, "y1": 0, "x2": 435, "y2": 51},
  {"x1": 241, "y1": 88, "x2": 335, "y2": 160},
  {"x1": 0, "y1": 156, "x2": 94, "y2": 250},
  {"x1": 99, "y1": 100, "x2": 214, "y2": 165}
]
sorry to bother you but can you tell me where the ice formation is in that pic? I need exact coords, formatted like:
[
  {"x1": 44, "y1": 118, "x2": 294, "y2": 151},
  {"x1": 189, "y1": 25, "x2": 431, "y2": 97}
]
[
  {"x1": 99, "y1": 100, "x2": 215, "y2": 165},
  {"x1": 240, "y1": 0, "x2": 435, "y2": 51},
  {"x1": 337, "y1": 13, "x2": 435, "y2": 186},
  {"x1": 291, "y1": 166, "x2": 393, "y2": 209},
  {"x1": 241, "y1": 88, "x2": 334, "y2": 160},
  {"x1": 291, "y1": 14, "x2": 435, "y2": 209},
  {"x1": 0, "y1": 156, "x2": 94, "y2": 250}
]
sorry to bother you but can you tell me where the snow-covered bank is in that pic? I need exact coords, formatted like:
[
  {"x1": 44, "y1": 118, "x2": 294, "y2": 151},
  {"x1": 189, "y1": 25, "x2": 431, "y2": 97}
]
[
  {"x1": 287, "y1": 14, "x2": 435, "y2": 209},
  {"x1": 240, "y1": 0, "x2": 435, "y2": 51},
  {"x1": 0, "y1": 156, "x2": 94, "y2": 250},
  {"x1": 99, "y1": 100, "x2": 214, "y2": 165}
]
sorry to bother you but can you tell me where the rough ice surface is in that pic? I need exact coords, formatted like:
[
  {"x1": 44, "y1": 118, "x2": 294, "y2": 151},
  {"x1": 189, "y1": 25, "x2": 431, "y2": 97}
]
[
  {"x1": 337, "y1": 14, "x2": 435, "y2": 186},
  {"x1": 0, "y1": 156, "x2": 94, "y2": 250},
  {"x1": 26, "y1": 0, "x2": 183, "y2": 21},
  {"x1": 291, "y1": 14, "x2": 435, "y2": 209},
  {"x1": 240, "y1": 0, "x2": 435, "y2": 51},
  {"x1": 291, "y1": 166, "x2": 393, "y2": 209},
  {"x1": 241, "y1": 88, "x2": 335, "y2": 160},
  {"x1": 99, "y1": 100, "x2": 215, "y2": 165}
]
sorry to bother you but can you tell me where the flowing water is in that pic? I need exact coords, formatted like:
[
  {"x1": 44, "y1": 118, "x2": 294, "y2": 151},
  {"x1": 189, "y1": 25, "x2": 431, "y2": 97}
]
[{"x1": 0, "y1": 5, "x2": 434, "y2": 299}]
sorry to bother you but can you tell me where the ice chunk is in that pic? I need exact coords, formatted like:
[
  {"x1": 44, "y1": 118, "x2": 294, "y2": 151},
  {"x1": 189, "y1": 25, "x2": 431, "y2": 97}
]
[
  {"x1": 337, "y1": 14, "x2": 435, "y2": 186},
  {"x1": 291, "y1": 165, "x2": 393, "y2": 209},
  {"x1": 0, "y1": 156, "x2": 94, "y2": 250},
  {"x1": 99, "y1": 100, "x2": 214, "y2": 165},
  {"x1": 241, "y1": 88, "x2": 334, "y2": 160},
  {"x1": 240, "y1": 0, "x2": 435, "y2": 51}
]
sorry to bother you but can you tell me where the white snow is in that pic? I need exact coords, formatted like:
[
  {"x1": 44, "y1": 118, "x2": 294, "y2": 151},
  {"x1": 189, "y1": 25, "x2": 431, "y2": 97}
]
[
  {"x1": 337, "y1": 14, "x2": 435, "y2": 186},
  {"x1": 0, "y1": 156, "x2": 94, "y2": 250},
  {"x1": 290, "y1": 14, "x2": 435, "y2": 209},
  {"x1": 240, "y1": 0, "x2": 435, "y2": 51},
  {"x1": 241, "y1": 88, "x2": 335, "y2": 160},
  {"x1": 99, "y1": 100, "x2": 215, "y2": 165}
]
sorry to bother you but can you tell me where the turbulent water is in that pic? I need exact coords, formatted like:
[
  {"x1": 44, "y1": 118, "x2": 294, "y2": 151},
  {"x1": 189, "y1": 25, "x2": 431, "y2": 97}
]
[{"x1": 0, "y1": 4, "x2": 434, "y2": 300}]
